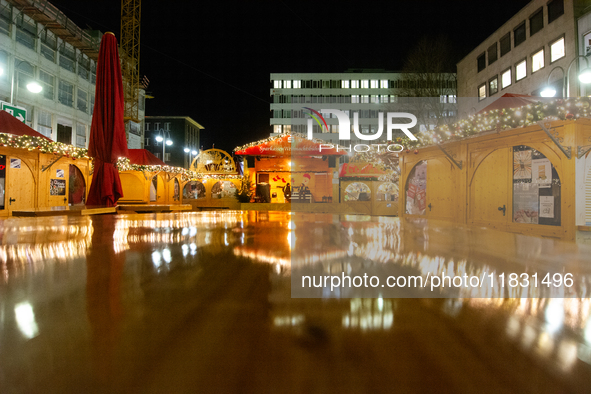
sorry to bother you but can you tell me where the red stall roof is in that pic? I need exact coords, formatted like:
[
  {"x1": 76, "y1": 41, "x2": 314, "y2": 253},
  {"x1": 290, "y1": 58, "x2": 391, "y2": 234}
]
[
  {"x1": 127, "y1": 149, "x2": 166, "y2": 166},
  {"x1": 234, "y1": 134, "x2": 346, "y2": 156},
  {"x1": 0, "y1": 110, "x2": 51, "y2": 140}
]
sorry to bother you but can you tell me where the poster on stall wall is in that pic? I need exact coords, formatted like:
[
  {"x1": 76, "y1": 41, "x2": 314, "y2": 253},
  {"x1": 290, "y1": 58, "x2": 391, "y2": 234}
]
[
  {"x1": 539, "y1": 196, "x2": 554, "y2": 218},
  {"x1": 532, "y1": 158, "x2": 551, "y2": 187},
  {"x1": 405, "y1": 162, "x2": 427, "y2": 215},
  {"x1": 50, "y1": 179, "x2": 66, "y2": 196},
  {"x1": 513, "y1": 150, "x2": 532, "y2": 180},
  {"x1": 513, "y1": 183, "x2": 539, "y2": 224}
]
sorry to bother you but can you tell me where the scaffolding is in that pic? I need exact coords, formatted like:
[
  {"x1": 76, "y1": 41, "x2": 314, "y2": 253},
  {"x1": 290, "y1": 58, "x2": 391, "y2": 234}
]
[
  {"x1": 120, "y1": 0, "x2": 141, "y2": 124},
  {"x1": 5, "y1": 0, "x2": 100, "y2": 59}
]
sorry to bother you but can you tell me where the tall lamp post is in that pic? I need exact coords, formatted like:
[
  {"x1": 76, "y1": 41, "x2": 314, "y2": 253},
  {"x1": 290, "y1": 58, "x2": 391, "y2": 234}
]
[
  {"x1": 184, "y1": 147, "x2": 198, "y2": 169},
  {"x1": 541, "y1": 55, "x2": 591, "y2": 97},
  {"x1": 155, "y1": 129, "x2": 173, "y2": 163}
]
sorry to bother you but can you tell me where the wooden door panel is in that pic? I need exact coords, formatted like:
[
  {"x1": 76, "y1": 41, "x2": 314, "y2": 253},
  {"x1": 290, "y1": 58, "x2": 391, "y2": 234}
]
[
  {"x1": 470, "y1": 148, "x2": 509, "y2": 228},
  {"x1": 7, "y1": 157, "x2": 35, "y2": 212},
  {"x1": 426, "y1": 158, "x2": 454, "y2": 220}
]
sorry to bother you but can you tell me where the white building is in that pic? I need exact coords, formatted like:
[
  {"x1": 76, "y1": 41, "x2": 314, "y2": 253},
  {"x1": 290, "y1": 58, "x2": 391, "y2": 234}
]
[
  {"x1": 270, "y1": 71, "x2": 457, "y2": 145},
  {"x1": 0, "y1": 0, "x2": 145, "y2": 148},
  {"x1": 457, "y1": 0, "x2": 591, "y2": 116}
]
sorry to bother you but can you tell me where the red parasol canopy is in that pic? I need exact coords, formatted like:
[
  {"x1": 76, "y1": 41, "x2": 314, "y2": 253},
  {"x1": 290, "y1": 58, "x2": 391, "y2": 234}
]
[
  {"x1": 127, "y1": 149, "x2": 166, "y2": 166},
  {"x1": 0, "y1": 110, "x2": 51, "y2": 140},
  {"x1": 87, "y1": 33, "x2": 128, "y2": 207},
  {"x1": 478, "y1": 93, "x2": 545, "y2": 114}
]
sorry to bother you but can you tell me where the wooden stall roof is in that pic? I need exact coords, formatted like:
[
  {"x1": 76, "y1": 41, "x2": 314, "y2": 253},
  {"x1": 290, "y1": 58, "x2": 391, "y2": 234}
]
[
  {"x1": 477, "y1": 93, "x2": 547, "y2": 114},
  {"x1": 234, "y1": 134, "x2": 346, "y2": 156},
  {"x1": 127, "y1": 149, "x2": 166, "y2": 166},
  {"x1": 0, "y1": 110, "x2": 51, "y2": 140}
]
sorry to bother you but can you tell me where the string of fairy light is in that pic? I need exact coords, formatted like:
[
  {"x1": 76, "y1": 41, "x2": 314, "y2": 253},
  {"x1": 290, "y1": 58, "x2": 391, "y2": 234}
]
[{"x1": 115, "y1": 158, "x2": 243, "y2": 182}]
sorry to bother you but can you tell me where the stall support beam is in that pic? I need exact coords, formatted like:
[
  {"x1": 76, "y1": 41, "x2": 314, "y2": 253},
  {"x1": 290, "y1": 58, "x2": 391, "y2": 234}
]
[
  {"x1": 538, "y1": 122, "x2": 571, "y2": 159},
  {"x1": 578, "y1": 145, "x2": 591, "y2": 159},
  {"x1": 436, "y1": 145, "x2": 462, "y2": 169},
  {"x1": 41, "y1": 154, "x2": 64, "y2": 172}
]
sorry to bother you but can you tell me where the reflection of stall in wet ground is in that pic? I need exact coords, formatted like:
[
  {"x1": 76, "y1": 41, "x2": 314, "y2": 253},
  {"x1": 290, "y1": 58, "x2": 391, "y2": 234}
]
[{"x1": 0, "y1": 211, "x2": 590, "y2": 392}]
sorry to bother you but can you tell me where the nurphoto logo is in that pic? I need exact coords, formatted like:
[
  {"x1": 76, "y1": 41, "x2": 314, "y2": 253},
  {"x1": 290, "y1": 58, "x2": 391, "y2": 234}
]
[{"x1": 303, "y1": 107, "x2": 419, "y2": 153}]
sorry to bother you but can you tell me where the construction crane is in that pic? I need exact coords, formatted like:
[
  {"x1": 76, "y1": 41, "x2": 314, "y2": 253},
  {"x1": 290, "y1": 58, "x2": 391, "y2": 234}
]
[{"x1": 120, "y1": 0, "x2": 141, "y2": 124}]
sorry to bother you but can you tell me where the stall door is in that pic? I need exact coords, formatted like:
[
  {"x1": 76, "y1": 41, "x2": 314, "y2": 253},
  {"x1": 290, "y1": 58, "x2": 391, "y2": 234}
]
[
  {"x1": 426, "y1": 158, "x2": 455, "y2": 221},
  {"x1": 6, "y1": 157, "x2": 35, "y2": 212},
  {"x1": 151, "y1": 175, "x2": 166, "y2": 203},
  {"x1": 47, "y1": 162, "x2": 70, "y2": 207},
  {"x1": 469, "y1": 148, "x2": 509, "y2": 230}
]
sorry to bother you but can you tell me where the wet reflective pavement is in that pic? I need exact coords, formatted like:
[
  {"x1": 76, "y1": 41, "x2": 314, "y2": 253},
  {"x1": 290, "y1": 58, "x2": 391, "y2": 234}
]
[{"x1": 1, "y1": 211, "x2": 591, "y2": 393}]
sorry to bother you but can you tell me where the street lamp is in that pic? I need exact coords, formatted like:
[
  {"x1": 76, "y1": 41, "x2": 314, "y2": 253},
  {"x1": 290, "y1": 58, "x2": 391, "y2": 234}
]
[
  {"x1": 184, "y1": 147, "x2": 199, "y2": 169},
  {"x1": 155, "y1": 129, "x2": 173, "y2": 163},
  {"x1": 10, "y1": 60, "x2": 42, "y2": 106},
  {"x1": 541, "y1": 55, "x2": 591, "y2": 97}
]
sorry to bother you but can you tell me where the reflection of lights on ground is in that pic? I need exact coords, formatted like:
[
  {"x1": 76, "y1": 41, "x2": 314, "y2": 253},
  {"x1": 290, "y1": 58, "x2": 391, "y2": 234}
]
[
  {"x1": 343, "y1": 298, "x2": 394, "y2": 330},
  {"x1": 14, "y1": 302, "x2": 39, "y2": 339}
]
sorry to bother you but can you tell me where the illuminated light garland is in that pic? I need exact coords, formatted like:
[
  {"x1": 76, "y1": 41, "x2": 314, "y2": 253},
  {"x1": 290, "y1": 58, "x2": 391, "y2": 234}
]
[
  {"x1": 233, "y1": 132, "x2": 346, "y2": 154},
  {"x1": 401, "y1": 97, "x2": 591, "y2": 149},
  {"x1": 0, "y1": 133, "x2": 89, "y2": 159},
  {"x1": 115, "y1": 157, "x2": 242, "y2": 182}
]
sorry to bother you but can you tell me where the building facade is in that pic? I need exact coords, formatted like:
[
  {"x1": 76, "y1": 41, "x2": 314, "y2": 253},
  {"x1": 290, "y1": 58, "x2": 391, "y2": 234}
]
[
  {"x1": 0, "y1": 0, "x2": 145, "y2": 148},
  {"x1": 144, "y1": 116, "x2": 204, "y2": 168},
  {"x1": 270, "y1": 71, "x2": 457, "y2": 145},
  {"x1": 457, "y1": 0, "x2": 591, "y2": 116}
]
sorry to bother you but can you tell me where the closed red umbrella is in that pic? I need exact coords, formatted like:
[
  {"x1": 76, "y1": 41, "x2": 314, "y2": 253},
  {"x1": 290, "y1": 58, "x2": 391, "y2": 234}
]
[{"x1": 87, "y1": 32, "x2": 128, "y2": 206}]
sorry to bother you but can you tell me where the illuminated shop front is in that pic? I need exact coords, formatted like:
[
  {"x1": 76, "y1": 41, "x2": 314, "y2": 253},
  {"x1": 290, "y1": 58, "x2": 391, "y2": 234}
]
[
  {"x1": 182, "y1": 149, "x2": 242, "y2": 209},
  {"x1": 234, "y1": 134, "x2": 344, "y2": 204}
]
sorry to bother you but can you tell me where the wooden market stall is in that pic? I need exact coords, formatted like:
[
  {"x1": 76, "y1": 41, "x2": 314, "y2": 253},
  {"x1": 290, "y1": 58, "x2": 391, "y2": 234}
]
[
  {"x1": 118, "y1": 149, "x2": 186, "y2": 205},
  {"x1": 234, "y1": 134, "x2": 344, "y2": 208},
  {"x1": 182, "y1": 148, "x2": 242, "y2": 210},
  {"x1": 399, "y1": 98, "x2": 591, "y2": 242},
  {"x1": 0, "y1": 111, "x2": 92, "y2": 217},
  {"x1": 339, "y1": 161, "x2": 399, "y2": 216}
]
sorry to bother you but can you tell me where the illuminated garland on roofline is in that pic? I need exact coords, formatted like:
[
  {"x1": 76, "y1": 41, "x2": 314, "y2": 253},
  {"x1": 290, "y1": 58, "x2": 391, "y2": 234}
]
[
  {"x1": 399, "y1": 97, "x2": 591, "y2": 149},
  {"x1": 0, "y1": 134, "x2": 242, "y2": 182},
  {"x1": 115, "y1": 157, "x2": 243, "y2": 182}
]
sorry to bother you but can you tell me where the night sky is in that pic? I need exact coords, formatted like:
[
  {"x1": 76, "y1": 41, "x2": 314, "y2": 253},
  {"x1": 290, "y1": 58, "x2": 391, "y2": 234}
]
[{"x1": 50, "y1": 0, "x2": 531, "y2": 153}]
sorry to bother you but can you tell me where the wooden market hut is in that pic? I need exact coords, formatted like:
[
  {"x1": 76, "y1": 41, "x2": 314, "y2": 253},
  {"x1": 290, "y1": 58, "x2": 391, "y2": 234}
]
[
  {"x1": 182, "y1": 148, "x2": 242, "y2": 210},
  {"x1": 0, "y1": 111, "x2": 91, "y2": 217},
  {"x1": 118, "y1": 149, "x2": 184, "y2": 205},
  {"x1": 234, "y1": 134, "x2": 345, "y2": 206},
  {"x1": 399, "y1": 99, "x2": 591, "y2": 242}
]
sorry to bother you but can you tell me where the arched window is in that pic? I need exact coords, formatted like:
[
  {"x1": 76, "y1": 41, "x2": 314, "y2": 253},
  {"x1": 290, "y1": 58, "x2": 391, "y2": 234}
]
[
  {"x1": 183, "y1": 181, "x2": 206, "y2": 199},
  {"x1": 211, "y1": 181, "x2": 237, "y2": 199},
  {"x1": 344, "y1": 182, "x2": 371, "y2": 201}
]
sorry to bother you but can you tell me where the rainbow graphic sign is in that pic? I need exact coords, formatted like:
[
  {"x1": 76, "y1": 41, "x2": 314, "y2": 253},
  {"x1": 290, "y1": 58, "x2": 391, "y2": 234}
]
[{"x1": 303, "y1": 107, "x2": 328, "y2": 133}]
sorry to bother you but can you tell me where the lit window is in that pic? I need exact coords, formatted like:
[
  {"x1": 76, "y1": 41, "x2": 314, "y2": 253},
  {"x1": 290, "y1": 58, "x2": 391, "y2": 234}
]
[
  {"x1": 341, "y1": 80, "x2": 349, "y2": 88},
  {"x1": 273, "y1": 80, "x2": 281, "y2": 88},
  {"x1": 380, "y1": 95, "x2": 388, "y2": 103},
  {"x1": 489, "y1": 76, "x2": 498, "y2": 96},
  {"x1": 370, "y1": 95, "x2": 379, "y2": 103},
  {"x1": 284, "y1": 80, "x2": 291, "y2": 89},
  {"x1": 532, "y1": 49, "x2": 544, "y2": 72},
  {"x1": 361, "y1": 95, "x2": 369, "y2": 103},
  {"x1": 448, "y1": 95, "x2": 456, "y2": 103},
  {"x1": 440, "y1": 95, "x2": 447, "y2": 103},
  {"x1": 478, "y1": 84, "x2": 486, "y2": 101},
  {"x1": 390, "y1": 95, "x2": 398, "y2": 103},
  {"x1": 351, "y1": 80, "x2": 359, "y2": 88},
  {"x1": 501, "y1": 69, "x2": 512, "y2": 88},
  {"x1": 293, "y1": 80, "x2": 301, "y2": 88},
  {"x1": 380, "y1": 80, "x2": 388, "y2": 88},
  {"x1": 516, "y1": 59, "x2": 526, "y2": 80},
  {"x1": 370, "y1": 80, "x2": 379, "y2": 88},
  {"x1": 361, "y1": 80, "x2": 369, "y2": 88},
  {"x1": 351, "y1": 95, "x2": 359, "y2": 103},
  {"x1": 550, "y1": 37, "x2": 565, "y2": 62}
]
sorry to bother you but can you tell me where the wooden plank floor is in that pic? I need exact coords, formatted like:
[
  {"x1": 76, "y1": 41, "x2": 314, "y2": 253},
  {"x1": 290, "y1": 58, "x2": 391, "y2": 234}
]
[
  {"x1": 0, "y1": 212, "x2": 589, "y2": 393},
  {"x1": 11, "y1": 205, "x2": 117, "y2": 217}
]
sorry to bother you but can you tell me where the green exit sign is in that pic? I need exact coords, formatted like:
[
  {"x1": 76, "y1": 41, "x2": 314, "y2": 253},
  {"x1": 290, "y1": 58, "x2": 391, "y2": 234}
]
[{"x1": 1, "y1": 102, "x2": 27, "y2": 123}]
